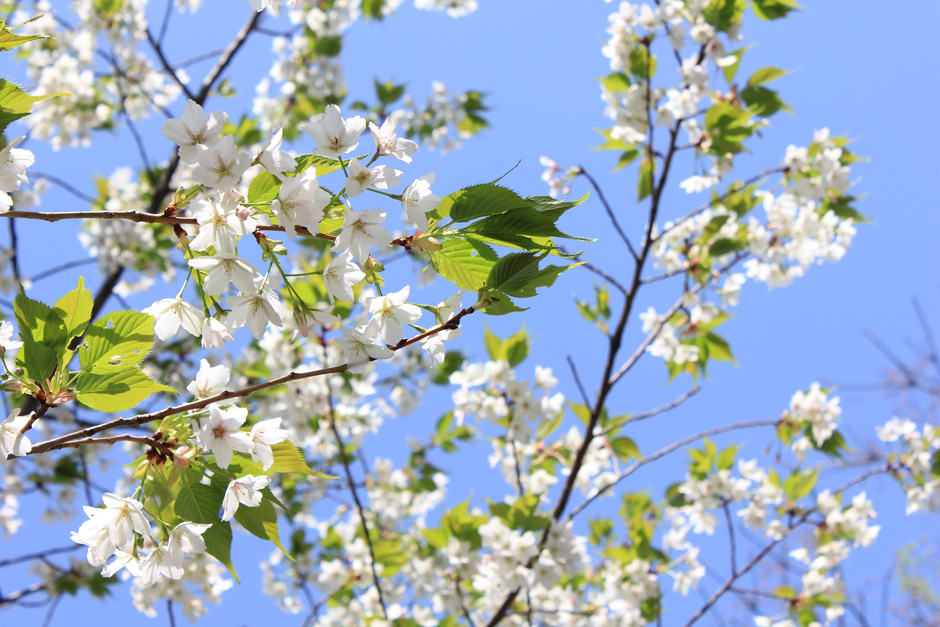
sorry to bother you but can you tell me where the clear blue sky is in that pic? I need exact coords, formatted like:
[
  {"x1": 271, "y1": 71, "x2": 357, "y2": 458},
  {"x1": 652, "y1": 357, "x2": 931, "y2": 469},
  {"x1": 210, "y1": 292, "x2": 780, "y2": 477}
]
[{"x1": 3, "y1": 1, "x2": 939, "y2": 624}]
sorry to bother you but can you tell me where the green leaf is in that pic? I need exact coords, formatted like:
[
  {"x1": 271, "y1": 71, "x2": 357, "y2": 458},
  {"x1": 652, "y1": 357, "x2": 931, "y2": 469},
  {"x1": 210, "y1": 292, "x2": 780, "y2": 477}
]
[
  {"x1": 752, "y1": 0, "x2": 801, "y2": 20},
  {"x1": 628, "y1": 45, "x2": 656, "y2": 79},
  {"x1": 0, "y1": 79, "x2": 66, "y2": 135},
  {"x1": 440, "y1": 183, "x2": 529, "y2": 223},
  {"x1": 503, "y1": 327, "x2": 529, "y2": 367},
  {"x1": 486, "y1": 253, "x2": 541, "y2": 295},
  {"x1": 747, "y1": 66, "x2": 788, "y2": 88},
  {"x1": 313, "y1": 35, "x2": 342, "y2": 57},
  {"x1": 267, "y1": 442, "x2": 337, "y2": 479},
  {"x1": 374, "y1": 78, "x2": 405, "y2": 105},
  {"x1": 721, "y1": 46, "x2": 753, "y2": 83},
  {"x1": 704, "y1": 102, "x2": 756, "y2": 154},
  {"x1": 703, "y1": 0, "x2": 747, "y2": 31},
  {"x1": 0, "y1": 17, "x2": 48, "y2": 51},
  {"x1": 94, "y1": 0, "x2": 125, "y2": 19},
  {"x1": 705, "y1": 332, "x2": 735, "y2": 363},
  {"x1": 74, "y1": 369, "x2": 176, "y2": 413},
  {"x1": 599, "y1": 72, "x2": 631, "y2": 93},
  {"x1": 14, "y1": 294, "x2": 68, "y2": 382},
  {"x1": 484, "y1": 326, "x2": 502, "y2": 361},
  {"x1": 234, "y1": 497, "x2": 291, "y2": 559},
  {"x1": 174, "y1": 481, "x2": 238, "y2": 582},
  {"x1": 708, "y1": 237, "x2": 745, "y2": 257},
  {"x1": 362, "y1": 0, "x2": 385, "y2": 19},
  {"x1": 637, "y1": 156, "x2": 655, "y2": 201},
  {"x1": 614, "y1": 149, "x2": 642, "y2": 171},
  {"x1": 79, "y1": 310, "x2": 154, "y2": 373},
  {"x1": 247, "y1": 170, "x2": 281, "y2": 205},
  {"x1": 741, "y1": 84, "x2": 790, "y2": 117},
  {"x1": 294, "y1": 153, "x2": 357, "y2": 177},
  {"x1": 479, "y1": 290, "x2": 527, "y2": 316},
  {"x1": 717, "y1": 443, "x2": 740, "y2": 470},
  {"x1": 611, "y1": 437, "x2": 641, "y2": 461},
  {"x1": 783, "y1": 468, "x2": 820, "y2": 502},
  {"x1": 429, "y1": 239, "x2": 495, "y2": 291},
  {"x1": 55, "y1": 278, "x2": 93, "y2": 342}
]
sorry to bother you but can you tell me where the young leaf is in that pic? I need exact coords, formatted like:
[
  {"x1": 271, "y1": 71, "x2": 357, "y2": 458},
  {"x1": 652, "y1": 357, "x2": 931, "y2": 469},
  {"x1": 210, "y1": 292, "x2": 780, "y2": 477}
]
[
  {"x1": 79, "y1": 310, "x2": 155, "y2": 373},
  {"x1": 54, "y1": 277, "x2": 94, "y2": 341},
  {"x1": 14, "y1": 294, "x2": 68, "y2": 382},
  {"x1": 246, "y1": 170, "x2": 281, "y2": 205},
  {"x1": 267, "y1": 443, "x2": 337, "y2": 479},
  {"x1": 0, "y1": 17, "x2": 48, "y2": 51},
  {"x1": 429, "y1": 239, "x2": 495, "y2": 291},
  {"x1": 174, "y1": 481, "x2": 239, "y2": 582},
  {"x1": 637, "y1": 156, "x2": 655, "y2": 201},
  {"x1": 74, "y1": 369, "x2": 176, "y2": 413},
  {"x1": 234, "y1": 497, "x2": 291, "y2": 559},
  {"x1": 486, "y1": 253, "x2": 541, "y2": 295},
  {"x1": 0, "y1": 79, "x2": 67, "y2": 136},
  {"x1": 438, "y1": 183, "x2": 529, "y2": 223}
]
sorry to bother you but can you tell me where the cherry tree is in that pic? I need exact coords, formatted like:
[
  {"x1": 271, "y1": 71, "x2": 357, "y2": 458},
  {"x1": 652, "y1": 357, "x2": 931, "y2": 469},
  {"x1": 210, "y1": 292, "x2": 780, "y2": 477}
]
[{"x1": 0, "y1": 1, "x2": 934, "y2": 626}]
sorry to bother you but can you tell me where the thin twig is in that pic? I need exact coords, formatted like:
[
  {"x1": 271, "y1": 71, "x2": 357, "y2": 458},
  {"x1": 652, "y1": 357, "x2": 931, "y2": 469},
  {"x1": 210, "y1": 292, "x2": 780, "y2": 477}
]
[
  {"x1": 325, "y1": 374, "x2": 389, "y2": 619},
  {"x1": 0, "y1": 546, "x2": 83, "y2": 569},
  {"x1": 578, "y1": 167, "x2": 639, "y2": 260},
  {"x1": 29, "y1": 172, "x2": 96, "y2": 204},
  {"x1": 599, "y1": 385, "x2": 699, "y2": 435},
  {"x1": 1, "y1": 210, "x2": 339, "y2": 242},
  {"x1": 29, "y1": 311, "x2": 473, "y2": 452},
  {"x1": 566, "y1": 356, "x2": 591, "y2": 407},
  {"x1": 28, "y1": 258, "x2": 99, "y2": 284},
  {"x1": 146, "y1": 28, "x2": 195, "y2": 101},
  {"x1": 568, "y1": 418, "x2": 780, "y2": 520},
  {"x1": 658, "y1": 166, "x2": 788, "y2": 243}
]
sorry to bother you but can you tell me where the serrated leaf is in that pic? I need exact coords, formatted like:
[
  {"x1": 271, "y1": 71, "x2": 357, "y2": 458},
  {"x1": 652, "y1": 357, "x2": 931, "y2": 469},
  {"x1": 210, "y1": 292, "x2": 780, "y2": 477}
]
[
  {"x1": 611, "y1": 437, "x2": 641, "y2": 461},
  {"x1": 747, "y1": 66, "x2": 788, "y2": 88},
  {"x1": 79, "y1": 310, "x2": 154, "y2": 373},
  {"x1": 0, "y1": 17, "x2": 47, "y2": 51},
  {"x1": 503, "y1": 327, "x2": 529, "y2": 367},
  {"x1": 480, "y1": 290, "x2": 526, "y2": 316},
  {"x1": 783, "y1": 468, "x2": 819, "y2": 502},
  {"x1": 294, "y1": 153, "x2": 364, "y2": 177},
  {"x1": 483, "y1": 326, "x2": 502, "y2": 361},
  {"x1": 704, "y1": 0, "x2": 747, "y2": 31},
  {"x1": 246, "y1": 170, "x2": 281, "y2": 205},
  {"x1": 599, "y1": 72, "x2": 631, "y2": 94},
  {"x1": 752, "y1": 0, "x2": 801, "y2": 20},
  {"x1": 429, "y1": 239, "x2": 495, "y2": 291},
  {"x1": 75, "y1": 369, "x2": 176, "y2": 413},
  {"x1": 267, "y1": 442, "x2": 337, "y2": 479},
  {"x1": 637, "y1": 156, "x2": 655, "y2": 201},
  {"x1": 234, "y1": 497, "x2": 291, "y2": 559},
  {"x1": 0, "y1": 79, "x2": 67, "y2": 135},
  {"x1": 440, "y1": 183, "x2": 529, "y2": 222},
  {"x1": 486, "y1": 253, "x2": 540, "y2": 295},
  {"x1": 14, "y1": 293, "x2": 68, "y2": 382},
  {"x1": 54, "y1": 278, "x2": 93, "y2": 341},
  {"x1": 709, "y1": 237, "x2": 745, "y2": 256},
  {"x1": 174, "y1": 480, "x2": 238, "y2": 582}
]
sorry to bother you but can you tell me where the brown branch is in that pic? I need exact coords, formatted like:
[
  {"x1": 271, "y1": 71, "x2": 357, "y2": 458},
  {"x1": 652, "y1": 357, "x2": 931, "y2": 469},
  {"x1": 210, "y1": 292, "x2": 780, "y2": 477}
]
[
  {"x1": 682, "y1": 462, "x2": 896, "y2": 627},
  {"x1": 599, "y1": 385, "x2": 700, "y2": 435},
  {"x1": 1, "y1": 210, "x2": 337, "y2": 242},
  {"x1": 568, "y1": 418, "x2": 781, "y2": 520},
  {"x1": 28, "y1": 311, "x2": 475, "y2": 455}
]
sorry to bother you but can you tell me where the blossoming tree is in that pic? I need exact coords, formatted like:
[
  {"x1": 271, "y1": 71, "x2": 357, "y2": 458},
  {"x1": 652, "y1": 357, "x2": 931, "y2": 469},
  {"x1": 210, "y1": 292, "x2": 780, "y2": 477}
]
[{"x1": 0, "y1": 1, "x2": 934, "y2": 626}]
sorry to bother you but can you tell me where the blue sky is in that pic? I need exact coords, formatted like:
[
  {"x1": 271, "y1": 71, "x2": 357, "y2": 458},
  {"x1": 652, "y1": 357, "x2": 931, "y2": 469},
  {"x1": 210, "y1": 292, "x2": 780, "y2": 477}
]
[{"x1": 3, "y1": 1, "x2": 939, "y2": 624}]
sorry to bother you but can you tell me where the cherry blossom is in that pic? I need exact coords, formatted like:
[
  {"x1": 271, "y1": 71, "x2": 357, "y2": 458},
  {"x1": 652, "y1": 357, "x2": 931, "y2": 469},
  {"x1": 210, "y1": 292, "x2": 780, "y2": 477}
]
[
  {"x1": 195, "y1": 404, "x2": 253, "y2": 469},
  {"x1": 161, "y1": 101, "x2": 228, "y2": 164},
  {"x1": 222, "y1": 474, "x2": 271, "y2": 521},
  {"x1": 299, "y1": 104, "x2": 366, "y2": 160}
]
